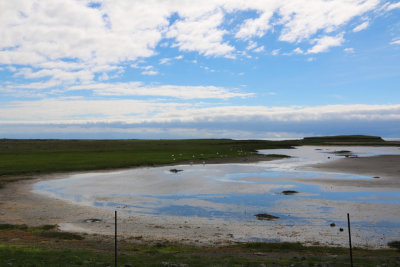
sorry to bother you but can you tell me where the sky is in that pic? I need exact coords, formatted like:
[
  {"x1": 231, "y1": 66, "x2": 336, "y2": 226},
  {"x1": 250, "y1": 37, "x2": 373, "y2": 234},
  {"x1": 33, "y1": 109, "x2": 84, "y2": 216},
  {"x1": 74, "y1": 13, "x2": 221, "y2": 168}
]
[{"x1": 1, "y1": 0, "x2": 400, "y2": 139}]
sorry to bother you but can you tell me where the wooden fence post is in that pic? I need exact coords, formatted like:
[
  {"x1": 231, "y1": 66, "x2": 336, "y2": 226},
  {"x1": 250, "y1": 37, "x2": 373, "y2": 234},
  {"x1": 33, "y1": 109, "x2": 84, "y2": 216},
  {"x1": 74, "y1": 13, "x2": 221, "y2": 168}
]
[
  {"x1": 115, "y1": 210, "x2": 118, "y2": 267},
  {"x1": 347, "y1": 213, "x2": 353, "y2": 267}
]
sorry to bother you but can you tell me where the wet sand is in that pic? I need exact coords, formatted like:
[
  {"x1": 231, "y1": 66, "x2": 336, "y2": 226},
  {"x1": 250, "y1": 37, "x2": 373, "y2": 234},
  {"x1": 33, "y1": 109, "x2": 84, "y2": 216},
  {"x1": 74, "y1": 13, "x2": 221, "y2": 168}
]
[
  {"x1": 301, "y1": 155, "x2": 400, "y2": 190},
  {"x1": 0, "y1": 155, "x2": 280, "y2": 247},
  {"x1": 0, "y1": 154, "x2": 399, "y2": 248}
]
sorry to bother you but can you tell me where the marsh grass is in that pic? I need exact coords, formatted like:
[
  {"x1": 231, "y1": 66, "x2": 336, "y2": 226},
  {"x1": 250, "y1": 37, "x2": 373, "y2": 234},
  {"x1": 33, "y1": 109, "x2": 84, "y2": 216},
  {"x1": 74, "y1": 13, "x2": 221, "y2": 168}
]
[
  {"x1": 388, "y1": 241, "x2": 400, "y2": 251},
  {"x1": 0, "y1": 139, "x2": 297, "y2": 177},
  {"x1": 0, "y1": 223, "x2": 83, "y2": 241},
  {"x1": 0, "y1": 224, "x2": 399, "y2": 266},
  {"x1": 0, "y1": 224, "x2": 57, "y2": 232},
  {"x1": 240, "y1": 241, "x2": 306, "y2": 251},
  {"x1": 40, "y1": 231, "x2": 84, "y2": 240},
  {"x1": 0, "y1": 242, "x2": 399, "y2": 267}
]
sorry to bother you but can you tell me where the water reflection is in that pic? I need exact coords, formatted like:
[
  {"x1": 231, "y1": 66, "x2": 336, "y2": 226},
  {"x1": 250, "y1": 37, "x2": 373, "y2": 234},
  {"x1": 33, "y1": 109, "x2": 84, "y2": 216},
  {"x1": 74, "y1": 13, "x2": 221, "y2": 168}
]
[{"x1": 34, "y1": 146, "x2": 400, "y2": 243}]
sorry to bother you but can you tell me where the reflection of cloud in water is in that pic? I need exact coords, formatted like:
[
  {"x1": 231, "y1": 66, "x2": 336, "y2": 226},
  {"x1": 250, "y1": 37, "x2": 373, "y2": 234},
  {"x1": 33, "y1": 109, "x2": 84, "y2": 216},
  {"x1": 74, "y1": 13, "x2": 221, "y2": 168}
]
[
  {"x1": 34, "y1": 145, "x2": 400, "y2": 246},
  {"x1": 258, "y1": 145, "x2": 400, "y2": 170}
]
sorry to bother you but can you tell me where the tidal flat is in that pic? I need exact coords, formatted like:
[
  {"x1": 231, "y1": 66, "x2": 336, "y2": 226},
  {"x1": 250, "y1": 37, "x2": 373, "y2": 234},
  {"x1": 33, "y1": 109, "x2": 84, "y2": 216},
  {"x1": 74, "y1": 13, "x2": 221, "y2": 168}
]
[{"x1": 3, "y1": 145, "x2": 396, "y2": 248}]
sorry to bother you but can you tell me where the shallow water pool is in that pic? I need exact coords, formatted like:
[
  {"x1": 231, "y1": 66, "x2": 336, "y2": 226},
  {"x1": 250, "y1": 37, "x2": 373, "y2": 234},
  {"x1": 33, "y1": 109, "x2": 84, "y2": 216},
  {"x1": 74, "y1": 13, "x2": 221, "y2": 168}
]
[{"x1": 34, "y1": 146, "x2": 400, "y2": 247}]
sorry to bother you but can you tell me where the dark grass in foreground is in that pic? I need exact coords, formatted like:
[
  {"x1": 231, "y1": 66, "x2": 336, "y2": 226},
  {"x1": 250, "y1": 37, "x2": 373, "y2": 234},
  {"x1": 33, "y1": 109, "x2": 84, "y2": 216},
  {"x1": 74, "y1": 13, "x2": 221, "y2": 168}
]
[
  {"x1": 0, "y1": 224, "x2": 399, "y2": 266},
  {"x1": 1, "y1": 242, "x2": 399, "y2": 266}
]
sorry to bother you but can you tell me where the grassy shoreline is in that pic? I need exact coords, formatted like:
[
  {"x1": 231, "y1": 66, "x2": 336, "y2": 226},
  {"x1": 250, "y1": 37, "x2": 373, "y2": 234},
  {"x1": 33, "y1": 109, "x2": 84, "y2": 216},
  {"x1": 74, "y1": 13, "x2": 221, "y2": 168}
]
[
  {"x1": 0, "y1": 139, "x2": 298, "y2": 190},
  {"x1": 1, "y1": 135, "x2": 397, "y2": 177}
]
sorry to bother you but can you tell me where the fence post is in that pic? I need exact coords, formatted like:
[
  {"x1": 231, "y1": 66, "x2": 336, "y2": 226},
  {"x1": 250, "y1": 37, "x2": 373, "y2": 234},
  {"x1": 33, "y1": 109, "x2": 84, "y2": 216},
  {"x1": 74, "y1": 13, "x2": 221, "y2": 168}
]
[
  {"x1": 115, "y1": 210, "x2": 118, "y2": 267},
  {"x1": 347, "y1": 213, "x2": 353, "y2": 267}
]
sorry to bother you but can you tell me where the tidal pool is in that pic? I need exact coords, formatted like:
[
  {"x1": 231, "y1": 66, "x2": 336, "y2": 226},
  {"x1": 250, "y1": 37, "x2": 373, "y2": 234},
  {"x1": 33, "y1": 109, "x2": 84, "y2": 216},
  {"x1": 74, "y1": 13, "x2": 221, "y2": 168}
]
[{"x1": 34, "y1": 146, "x2": 400, "y2": 247}]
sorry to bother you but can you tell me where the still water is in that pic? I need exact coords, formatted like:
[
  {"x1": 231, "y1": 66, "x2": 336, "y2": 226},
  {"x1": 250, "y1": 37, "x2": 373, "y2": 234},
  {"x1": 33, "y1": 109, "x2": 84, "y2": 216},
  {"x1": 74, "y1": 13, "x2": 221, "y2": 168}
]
[{"x1": 34, "y1": 146, "x2": 400, "y2": 246}]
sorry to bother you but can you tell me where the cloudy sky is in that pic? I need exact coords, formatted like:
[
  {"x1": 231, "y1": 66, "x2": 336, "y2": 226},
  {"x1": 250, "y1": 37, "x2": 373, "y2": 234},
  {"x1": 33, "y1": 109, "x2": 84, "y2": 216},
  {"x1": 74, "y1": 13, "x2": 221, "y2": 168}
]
[{"x1": 1, "y1": 0, "x2": 400, "y2": 139}]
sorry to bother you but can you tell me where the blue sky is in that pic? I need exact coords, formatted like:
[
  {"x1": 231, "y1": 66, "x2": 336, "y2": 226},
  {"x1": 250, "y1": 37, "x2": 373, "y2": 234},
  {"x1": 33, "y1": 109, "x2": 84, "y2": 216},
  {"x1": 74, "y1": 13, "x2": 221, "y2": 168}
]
[{"x1": 1, "y1": 0, "x2": 400, "y2": 139}]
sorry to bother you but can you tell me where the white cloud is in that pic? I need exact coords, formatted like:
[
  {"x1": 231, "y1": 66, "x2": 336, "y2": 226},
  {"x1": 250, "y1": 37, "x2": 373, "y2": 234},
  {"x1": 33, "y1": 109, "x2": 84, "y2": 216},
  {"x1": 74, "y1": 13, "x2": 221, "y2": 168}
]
[
  {"x1": 271, "y1": 49, "x2": 280, "y2": 56},
  {"x1": 98, "y1": 72, "x2": 109, "y2": 81},
  {"x1": 129, "y1": 63, "x2": 159, "y2": 75},
  {"x1": 159, "y1": 55, "x2": 184, "y2": 65},
  {"x1": 141, "y1": 70, "x2": 158, "y2": 76},
  {"x1": 0, "y1": 0, "x2": 165, "y2": 66},
  {"x1": 1, "y1": 100, "x2": 399, "y2": 125},
  {"x1": 14, "y1": 68, "x2": 94, "y2": 83},
  {"x1": 278, "y1": 0, "x2": 379, "y2": 42},
  {"x1": 307, "y1": 34, "x2": 345, "y2": 54},
  {"x1": 0, "y1": 50, "x2": 46, "y2": 65},
  {"x1": 142, "y1": 66, "x2": 153, "y2": 71},
  {"x1": 293, "y1": 47, "x2": 304, "y2": 54},
  {"x1": 235, "y1": 10, "x2": 275, "y2": 40},
  {"x1": 200, "y1": 65, "x2": 216, "y2": 72},
  {"x1": 353, "y1": 21, "x2": 369, "y2": 32},
  {"x1": 166, "y1": 10, "x2": 235, "y2": 57},
  {"x1": 6, "y1": 66, "x2": 17, "y2": 72},
  {"x1": 390, "y1": 39, "x2": 400, "y2": 45},
  {"x1": 246, "y1": 41, "x2": 264, "y2": 53},
  {"x1": 253, "y1": 46, "x2": 265, "y2": 53},
  {"x1": 246, "y1": 41, "x2": 258, "y2": 50},
  {"x1": 2, "y1": 79, "x2": 252, "y2": 100},
  {"x1": 0, "y1": 0, "x2": 384, "y2": 81},
  {"x1": 159, "y1": 58, "x2": 172, "y2": 64},
  {"x1": 0, "y1": 98, "x2": 184, "y2": 122},
  {"x1": 7, "y1": 80, "x2": 62, "y2": 90},
  {"x1": 67, "y1": 82, "x2": 252, "y2": 100},
  {"x1": 344, "y1": 47, "x2": 355, "y2": 53},
  {"x1": 386, "y1": 2, "x2": 400, "y2": 11}
]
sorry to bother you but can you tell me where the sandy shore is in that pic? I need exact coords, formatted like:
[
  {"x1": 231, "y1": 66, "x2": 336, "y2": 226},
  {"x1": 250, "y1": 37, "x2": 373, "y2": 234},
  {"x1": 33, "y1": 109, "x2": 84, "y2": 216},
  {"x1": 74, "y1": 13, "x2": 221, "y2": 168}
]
[
  {"x1": 0, "y1": 155, "x2": 281, "y2": 247},
  {"x1": 301, "y1": 155, "x2": 400, "y2": 190},
  {"x1": 1, "y1": 153, "x2": 399, "y2": 248}
]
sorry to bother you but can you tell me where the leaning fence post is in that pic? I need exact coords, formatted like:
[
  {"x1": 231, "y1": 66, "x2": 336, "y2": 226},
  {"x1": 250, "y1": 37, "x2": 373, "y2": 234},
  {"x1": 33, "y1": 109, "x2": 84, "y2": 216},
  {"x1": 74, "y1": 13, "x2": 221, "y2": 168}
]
[
  {"x1": 347, "y1": 213, "x2": 353, "y2": 267},
  {"x1": 115, "y1": 210, "x2": 118, "y2": 267}
]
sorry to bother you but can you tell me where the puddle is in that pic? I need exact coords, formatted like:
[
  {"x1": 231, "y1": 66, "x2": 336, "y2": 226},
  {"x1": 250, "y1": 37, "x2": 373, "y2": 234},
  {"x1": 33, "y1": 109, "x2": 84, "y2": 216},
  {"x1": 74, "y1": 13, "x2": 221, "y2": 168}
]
[{"x1": 34, "y1": 146, "x2": 400, "y2": 247}]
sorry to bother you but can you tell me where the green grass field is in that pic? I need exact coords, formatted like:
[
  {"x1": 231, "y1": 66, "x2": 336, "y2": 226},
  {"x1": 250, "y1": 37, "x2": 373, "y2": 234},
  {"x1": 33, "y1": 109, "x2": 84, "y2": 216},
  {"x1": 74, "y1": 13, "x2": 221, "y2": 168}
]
[
  {"x1": 0, "y1": 139, "x2": 298, "y2": 178},
  {"x1": 1, "y1": 136, "x2": 394, "y2": 178}
]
